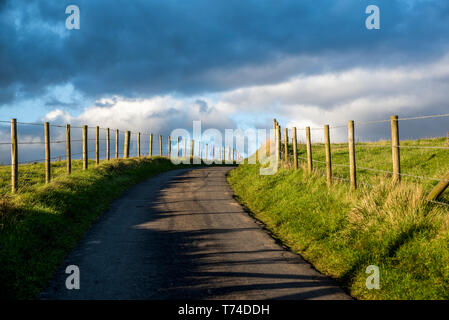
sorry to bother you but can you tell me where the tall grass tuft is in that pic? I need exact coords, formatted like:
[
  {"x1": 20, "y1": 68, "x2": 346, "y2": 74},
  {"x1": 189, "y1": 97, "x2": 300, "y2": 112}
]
[{"x1": 228, "y1": 162, "x2": 449, "y2": 299}]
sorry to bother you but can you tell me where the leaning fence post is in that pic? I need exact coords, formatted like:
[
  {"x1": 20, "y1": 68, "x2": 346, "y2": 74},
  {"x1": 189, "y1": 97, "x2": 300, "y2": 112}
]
[
  {"x1": 11, "y1": 119, "x2": 18, "y2": 193},
  {"x1": 306, "y1": 126, "x2": 312, "y2": 173},
  {"x1": 124, "y1": 131, "x2": 130, "y2": 159},
  {"x1": 96, "y1": 126, "x2": 100, "y2": 165},
  {"x1": 391, "y1": 115, "x2": 401, "y2": 183},
  {"x1": 348, "y1": 120, "x2": 357, "y2": 189},
  {"x1": 427, "y1": 171, "x2": 449, "y2": 201},
  {"x1": 106, "y1": 128, "x2": 110, "y2": 161},
  {"x1": 149, "y1": 133, "x2": 153, "y2": 157},
  {"x1": 292, "y1": 127, "x2": 298, "y2": 170},
  {"x1": 83, "y1": 125, "x2": 88, "y2": 170},
  {"x1": 66, "y1": 124, "x2": 71, "y2": 175},
  {"x1": 45, "y1": 122, "x2": 51, "y2": 183},
  {"x1": 324, "y1": 125, "x2": 332, "y2": 186}
]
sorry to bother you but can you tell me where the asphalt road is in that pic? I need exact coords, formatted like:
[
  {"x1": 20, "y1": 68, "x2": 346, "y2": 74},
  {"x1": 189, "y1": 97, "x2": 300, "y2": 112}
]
[{"x1": 40, "y1": 166, "x2": 350, "y2": 300}]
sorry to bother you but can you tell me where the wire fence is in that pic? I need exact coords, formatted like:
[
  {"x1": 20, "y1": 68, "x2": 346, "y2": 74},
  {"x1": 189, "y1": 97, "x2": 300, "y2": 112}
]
[
  {"x1": 269, "y1": 113, "x2": 449, "y2": 206},
  {"x1": 0, "y1": 119, "x2": 239, "y2": 194}
]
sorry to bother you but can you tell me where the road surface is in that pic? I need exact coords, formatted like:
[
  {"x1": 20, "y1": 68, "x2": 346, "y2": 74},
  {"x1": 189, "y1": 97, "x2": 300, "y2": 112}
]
[{"x1": 40, "y1": 167, "x2": 350, "y2": 300}]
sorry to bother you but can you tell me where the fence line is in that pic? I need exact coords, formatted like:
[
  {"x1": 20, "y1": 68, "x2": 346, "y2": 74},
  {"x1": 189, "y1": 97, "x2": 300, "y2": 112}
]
[
  {"x1": 269, "y1": 113, "x2": 449, "y2": 203},
  {"x1": 0, "y1": 118, "x2": 242, "y2": 193},
  {"x1": 282, "y1": 112, "x2": 449, "y2": 131}
]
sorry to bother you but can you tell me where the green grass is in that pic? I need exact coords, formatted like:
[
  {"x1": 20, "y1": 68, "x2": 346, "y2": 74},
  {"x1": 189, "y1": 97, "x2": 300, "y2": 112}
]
[
  {"x1": 228, "y1": 138, "x2": 449, "y2": 299},
  {"x1": 0, "y1": 157, "x2": 191, "y2": 299},
  {"x1": 297, "y1": 137, "x2": 449, "y2": 192}
]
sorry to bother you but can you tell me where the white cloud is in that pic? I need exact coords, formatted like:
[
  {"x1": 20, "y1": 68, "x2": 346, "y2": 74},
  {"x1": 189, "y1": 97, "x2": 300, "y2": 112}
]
[
  {"x1": 42, "y1": 95, "x2": 235, "y2": 137},
  {"x1": 216, "y1": 53, "x2": 449, "y2": 142},
  {"x1": 3, "y1": 52, "x2": 448, "y2": 164}
]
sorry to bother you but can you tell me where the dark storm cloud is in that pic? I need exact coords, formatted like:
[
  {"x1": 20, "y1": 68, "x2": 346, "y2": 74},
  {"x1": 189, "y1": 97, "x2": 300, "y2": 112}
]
[{"x1": 1, "y1": 0, "x2": 449, "y2": 106}]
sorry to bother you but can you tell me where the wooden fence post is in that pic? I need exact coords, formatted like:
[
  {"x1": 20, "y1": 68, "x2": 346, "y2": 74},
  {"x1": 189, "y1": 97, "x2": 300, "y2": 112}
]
[
  {"x1": 168, "y1": 136, "x2": 171, "y2": 159},
  {"x1": 277, "y1": 125, "x2": 281, "y2": 165},
  {"x1": 45, "y1": 122, "x2": 51, "y2": 183},
  {"x1": 391, "y1": 115, "x2": 401, "y2": 183},
  {"x1": 159, "y1": 135, "x2": 162, "y2": 156},
  {"x1": 292, "y1": 127, "x2": 298, "y2": 170},
  {"x1": 274, "y1": 119, "x2": 279, "y2": 159},
  {"x1": 348, "y1": 120, "x2": 357, "y2": 189},
  {"x1": 270, "y1": 121, "x2": 276, "y2": 157},
  {"x1": 256, "y1": 142, "x2": 259, "y2": 164},
  {"x1": 106, "y1": 128, "x2": 110, "y2": 161},
  {"x1": 284, "y1": 127, "x2": 288, "y2": 163},
  {"x1": 275, "y1": 125, "x2": 279, "y2": 161},
  {"x1": 228, "y1": 147, "x2": 231, "y2": 163},
  {"x1": 115, "y1": 129, "x2": 119, "y2": 159},
  {"x1": 190, "y1": 139, "x2": 194, "y2": 163},
  {"x1": 124, "y1": 131, "x2": 130, "y2": 159},
  {"x1": 324, "y1": 125, "x2": 332, "y2": 186},
  {"x1": 83, "y1": 125, "x2": 88, "y2": 170},
  {"x1": 427, "y1": 171, "x2": 449, "y2": 201},
  {"x1": 96, "y1": 126, "x2": 100, "y2": 165},
  {"x1": 137, "y1": 132, "x2": 141, "y2": 157},
  {"x1": 306, "y1": 126, "x2": 312, "y2": 173},
  {"x1": 66, "y1": 124, "x2": 71, "y2": 175},
  {"x1": 149, "y1": 133, "x2": 153, "y2": 157},
  {"x1": 11, "y1": 119, "x2": 18, "y2": 193}
]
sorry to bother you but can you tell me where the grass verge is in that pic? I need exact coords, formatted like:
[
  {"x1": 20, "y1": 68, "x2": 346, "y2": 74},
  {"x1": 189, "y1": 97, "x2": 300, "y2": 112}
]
[
  {"x1": 0, "y1": 157, "x2": 188, "y2": 299},
  {"x1": 227, "y1": 163, "x2": 449, "y2": 299}
]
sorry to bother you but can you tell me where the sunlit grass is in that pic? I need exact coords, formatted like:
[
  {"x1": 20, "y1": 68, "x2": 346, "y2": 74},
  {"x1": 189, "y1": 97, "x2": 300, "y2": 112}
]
[
  {"x1": 0, "y1": 157, "x2": 188, "y2": 299},
  {"x1": 229, "y1": 137, "x2": 449, "y2": 299},
  {"x1": 293, "y1": 137, "x2": 449, "y2": 199}
]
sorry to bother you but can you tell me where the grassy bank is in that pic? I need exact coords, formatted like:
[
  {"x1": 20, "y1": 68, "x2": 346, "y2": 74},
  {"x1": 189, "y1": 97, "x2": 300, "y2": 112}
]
[
  {"x1": 0, "y1": 157, "x2": 187, "y2": 299},
  {"x1": 295, "y1": 137, "x2": 449, "y2": 192},
  {"x1": 228, "y1": 138, "x2": 449, "y2": 299}
]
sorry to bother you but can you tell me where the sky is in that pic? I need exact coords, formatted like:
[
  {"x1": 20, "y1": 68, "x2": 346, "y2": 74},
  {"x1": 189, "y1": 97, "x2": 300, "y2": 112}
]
[{"x1": 1, "y1": 0, "x2": 449, "y2": 162}]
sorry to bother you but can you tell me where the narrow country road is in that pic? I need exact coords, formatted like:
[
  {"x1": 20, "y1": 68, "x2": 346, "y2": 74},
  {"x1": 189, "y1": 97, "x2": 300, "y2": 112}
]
[{"x1": 40, "y1": 167, "x2": 350, "y2": 300}]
